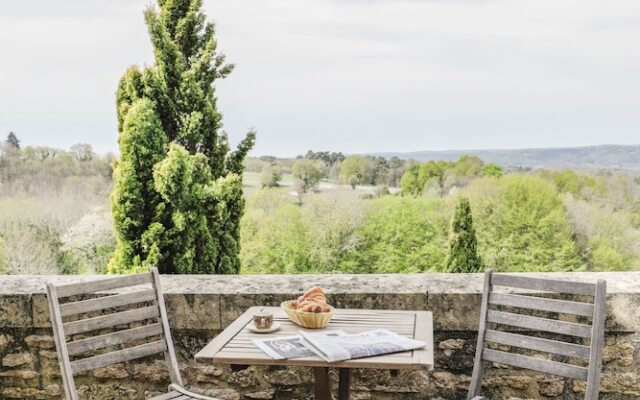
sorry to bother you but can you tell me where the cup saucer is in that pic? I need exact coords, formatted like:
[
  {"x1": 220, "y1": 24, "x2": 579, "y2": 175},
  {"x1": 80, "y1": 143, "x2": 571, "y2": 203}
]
[{"x1": 248, "y1": 322, "x2": 281, "y2": 334}]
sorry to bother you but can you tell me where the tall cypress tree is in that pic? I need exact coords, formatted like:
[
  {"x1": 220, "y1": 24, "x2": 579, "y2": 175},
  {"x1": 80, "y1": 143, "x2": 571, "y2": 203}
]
[
  {"x1": 110, "y1": 0, "x2": 255, "y2": 274},
  {"x1": 444, "y1": 197, "x2": 483, "y2": 273}
]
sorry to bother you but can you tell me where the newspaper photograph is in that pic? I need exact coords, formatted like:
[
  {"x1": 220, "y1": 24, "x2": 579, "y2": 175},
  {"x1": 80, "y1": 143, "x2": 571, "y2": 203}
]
[{"x1": 253, "y1": 331, "x2": 346, "y2": 360}]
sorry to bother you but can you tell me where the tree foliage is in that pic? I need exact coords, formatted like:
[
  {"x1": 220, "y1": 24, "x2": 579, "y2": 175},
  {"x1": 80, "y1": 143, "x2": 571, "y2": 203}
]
[
  {"x1": 260, "y1": 164, "x2": 282, "y2": 188},
  {"x1": 292, "y1": 159, "x2": 324, "y2": 193},
  {"x1": 340, "y1": 156, "x2": 374, "y2": 189},
  {"x1": 481, "y1": 163, "x2": 503, "y2": 177},
  {"x1": 467, "y1": 176, "x2": 583, "y2": 272},
  {"x1": 110, "y1": 0, "x2": 255, "y2": 275},
  {"x1": 444, "y1": 197, "x2": 482, "y2": 272}
]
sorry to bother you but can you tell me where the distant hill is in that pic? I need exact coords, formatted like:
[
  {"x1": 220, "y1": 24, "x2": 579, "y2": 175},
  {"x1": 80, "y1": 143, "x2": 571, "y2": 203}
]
[{"x1": 371, "y1": 145, "x2": 640, "y2": 172}]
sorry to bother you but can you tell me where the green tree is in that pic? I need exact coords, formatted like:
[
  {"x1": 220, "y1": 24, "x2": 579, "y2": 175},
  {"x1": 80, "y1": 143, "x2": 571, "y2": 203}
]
[
  {"x1": 418, "y1": 161, "x2": 448, "y2": 188},
  {"x1": 260, "y1": 164, "x2": 282, "y2": 188},
  {"x1": 400, "y1": 163, "x2": 421, "y2": 195},
  {"x1": 110, "y1": 0, "x2": 255, "y2": 275},
  {"x1": 340, "y1": 196, "x2": 448, "y2": 273},
  {"x1": 340, "y1": 156, "x2": 374, "y2": 189},
  {"x1": 387, "y1": 156, "x2": 405, "y2": 187},
  {"x1": 400, "y1": 161, "x2": 447, "y2": 196},
  {"x1": 451, "y1": 155, "x2": 484, "y2": 177},
  {"x1": 292, "y1": 159, "x2": 324, "y2": 193},
  {"x1": 444, "y1": 197, "x2": 482, "y2": 272},
  {"x1": 371, "y1": 157, "x2": 390, "y2": 185},
  {"x1": 466, "y1": 176, "x2": 582, "y2": 272},
  {"x1": 481, "y1": 163, "x2": 503, "y2": 177}
]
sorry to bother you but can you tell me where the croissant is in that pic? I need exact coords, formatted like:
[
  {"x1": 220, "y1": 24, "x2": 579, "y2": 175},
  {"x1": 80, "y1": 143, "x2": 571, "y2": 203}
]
[
  {"x1": 297, "y1": 300, "x2": 331, "y2": 313},
  {"x1": 297, "y1": 287, "x2": 326, "y2": 302},
  {"x1": 290, "y1": 287, "x2": 331, "y2": 313}
]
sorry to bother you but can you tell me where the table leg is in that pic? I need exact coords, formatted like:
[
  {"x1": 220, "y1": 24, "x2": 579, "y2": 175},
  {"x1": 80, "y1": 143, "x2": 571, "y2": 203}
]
[
  {"x1": 313, "y1": 367, "x2": 331, "y2": 400},
  {"x1": 338, "y1": 368, "x2": 351, "y2": 400}
]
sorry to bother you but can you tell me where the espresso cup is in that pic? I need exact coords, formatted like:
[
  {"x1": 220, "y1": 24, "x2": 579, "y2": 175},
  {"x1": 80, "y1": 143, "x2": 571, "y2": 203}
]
[{"x1": 253, "y1": 311, "x2": 273, "y2": 329}]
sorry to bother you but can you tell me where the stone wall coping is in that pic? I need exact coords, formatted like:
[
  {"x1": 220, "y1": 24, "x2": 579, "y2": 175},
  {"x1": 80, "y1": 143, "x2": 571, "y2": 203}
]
[
  {"x1": 1, "y1": 272, "x2": 638, "y2": 332},
  {"x1": 1, "y1": 271, "x2": 639, "y2": 295}
]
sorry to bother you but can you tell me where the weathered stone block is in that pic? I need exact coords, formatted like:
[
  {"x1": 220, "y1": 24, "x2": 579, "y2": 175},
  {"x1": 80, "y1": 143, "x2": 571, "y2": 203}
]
[
  {"x1": 227, "y1": 366, "x2": 262, "y2": 388},
  {"x1": 2, "y1": 352, "x2": 34, "y2": 367},
  {"x1": 25, "y1": 334, "x2": 55, "y2": 349},
  {"x1": 132, "y1": 359, "x2": 169, "y2": 382},
  {"x1": 245, "y1": 389, "x2": 276, "y2": 399},
  {"x1": 0, "y1": 295, "x2": 32, "y2": 328},
  {"x1": 431, "y1": 371, "x2": 470, "y2": 391},
  {"x1": 76, "y1": 383, "x2": 138, "y2": 400},
  {"x1": 427, "y1": 293, "x2": 483, "y2": 331},
  {"x1": 31, "y1": 294, "x2": 52, "y2": 328},
  {"x1": 439, "y1": 338, "x2": 466, "y2": 350},
  {"x1": 219, "y1": 294, "x2": 290, "y2": 327},
  {"x1": 92, "y1": 363, "x2": 129, "y2": 380},
  {"x1": 538, "y1": 377, "x2": 565, "y2": 397},
  {"x1": 198, "y1": 387, "x2": 241, "y2": 400},
  {"x1": 1, "y1": 387, "x2": 51, "y2": 399},
  {"x1": 574, "y1": 371, "x2": 640, "y2": 397},
  {"x1": 603, "y1": 336, "x2": 636, "y2": 367},
  {"x1": 165, "y1": 293, "x2": 221, "y2": 330},
  {"x1": 265, "y1": 367, "x2": 313, "y2": 386},
  {"x1": 192, "y1": 364, "x2": 225, "y2": 383}
]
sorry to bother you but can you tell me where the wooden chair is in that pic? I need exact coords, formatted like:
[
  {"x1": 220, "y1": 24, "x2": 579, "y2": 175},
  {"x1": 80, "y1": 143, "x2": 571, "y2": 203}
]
[
  {"x1": 468, "y1": 270, "x2": 606, "y2": 400},
  {"x1": 46, "y1": 268, "x2": 220, "y2": 400}
]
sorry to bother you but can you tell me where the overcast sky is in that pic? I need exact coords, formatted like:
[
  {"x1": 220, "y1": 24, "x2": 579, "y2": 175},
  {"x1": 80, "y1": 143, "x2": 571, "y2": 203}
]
[{"x1": 1, "y1": 0, "x2": 639, "y2": 157}]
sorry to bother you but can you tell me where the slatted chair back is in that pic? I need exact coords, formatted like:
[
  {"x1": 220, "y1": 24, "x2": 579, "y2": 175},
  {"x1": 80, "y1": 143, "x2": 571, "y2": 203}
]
[
  {"x1": 46, "y1": 268, "x2": 182, "y2": 400},
  {"x1": 468, "y1": 270, "x2": 606, "y2": 400}
]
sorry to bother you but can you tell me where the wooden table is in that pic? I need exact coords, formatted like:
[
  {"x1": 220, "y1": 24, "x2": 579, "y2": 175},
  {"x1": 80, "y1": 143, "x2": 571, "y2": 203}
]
[{"x1": 195, "y1": 307, "x2": 434, "y2": 400}]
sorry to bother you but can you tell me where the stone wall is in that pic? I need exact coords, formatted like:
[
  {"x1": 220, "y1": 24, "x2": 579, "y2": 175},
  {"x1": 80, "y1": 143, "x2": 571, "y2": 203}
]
[{"x1": 0, "y1": 272, "x2": 639, "y2": 400}]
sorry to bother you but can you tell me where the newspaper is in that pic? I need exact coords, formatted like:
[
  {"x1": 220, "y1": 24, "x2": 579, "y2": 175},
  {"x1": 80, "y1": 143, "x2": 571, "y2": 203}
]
[
  {"x1": 253, "y1": 331, "x2": 347, "y2": 360},
  {"x1": 254, "y1": 329, "x2": 425, "y2": 362}
]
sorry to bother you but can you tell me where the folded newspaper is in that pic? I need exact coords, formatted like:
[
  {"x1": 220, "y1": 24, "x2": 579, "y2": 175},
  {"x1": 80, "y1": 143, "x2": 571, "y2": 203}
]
[{"x1": 253, "y1": 329, "x2": 425, "y2": 362}]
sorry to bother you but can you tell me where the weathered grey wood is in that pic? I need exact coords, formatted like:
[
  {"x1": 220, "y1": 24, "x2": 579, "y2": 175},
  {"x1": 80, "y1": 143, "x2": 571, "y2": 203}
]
[
  {"x1": 196, "y1": 307, "x2": 434, "y2": 370},
  {"x1": 486, "y1": 310, "x2": 592, "y2": 338},
  {"x1": 70, "y1": 339, "x2": 167, "y2": 375},
  {"x1": 151, "y1": 267, "x2": 183, "y2": 386},
  {"x1": 489, "y1": 292, "x2": 594, "y2": 317},
  {"x1": 413, "y1": 311, "x2": 434, "y2": 368},
  {"x1": 55, "y1": 272, "x2": 153, "y2": 298},
  {"x1": 484, "y1": 329, "x2": 590, "y2": 359},
  {"x1": 59, "y1": 288, "x2": 157, "y2": 317},
  {"x1": 482, "y1": 348, "x2": 588, "y2": 380},
  {"x1": 46, "y1": 284, "x2": 78, "y2": 400},
  {"x1": 148, "y1": 391, "x2": 183, "y2": 400},
  {"x1": 491, "y1": 274, "x2": 596, "y2": 296},
  {"x1": 169, "y1": 383, "x2": 222, "y2": 400},
  {"x1": 48, "y1": 271, "x2": 222, "y2": 400},
  {"x1": 469, "y1": 272, "x2": 607, "y2": 400},
  {"x1": 585, "y1": 280, "x2": 606, "y2": 400},
  {"x1": 67, "y1": 323, "x2": 164, "y2": 356},
  {"x1": 467, "y1": 269, "x2": 493, "y2": 399},
  {"x1": 63, "y1": 305, "x2": 160, "y2": 335}
]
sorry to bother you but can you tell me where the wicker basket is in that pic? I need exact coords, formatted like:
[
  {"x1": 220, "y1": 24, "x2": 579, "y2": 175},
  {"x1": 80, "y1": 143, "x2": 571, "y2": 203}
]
[{"x1": 281, "y1": 301, "x2": 334, "y2": 329}]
